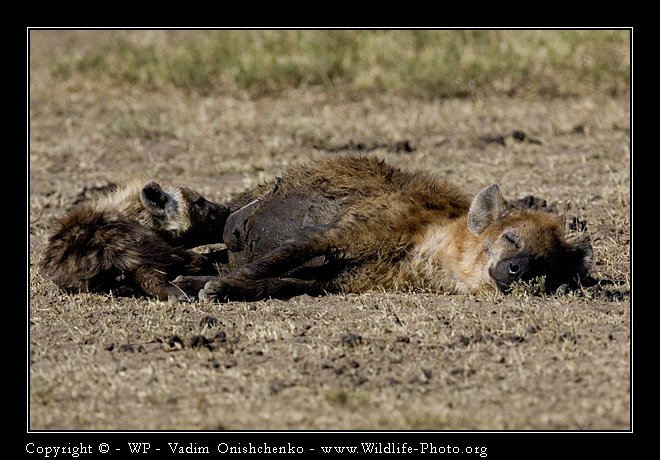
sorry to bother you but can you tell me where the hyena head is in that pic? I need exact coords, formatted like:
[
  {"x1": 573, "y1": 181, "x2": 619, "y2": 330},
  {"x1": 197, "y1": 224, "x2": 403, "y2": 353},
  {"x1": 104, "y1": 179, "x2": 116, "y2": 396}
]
[
  {"x1": 138, "y1": 180, "x2": 229, "y2": 247},
  {"x1": 468, "y1": 185, "x2": 593, "y2": 292}
]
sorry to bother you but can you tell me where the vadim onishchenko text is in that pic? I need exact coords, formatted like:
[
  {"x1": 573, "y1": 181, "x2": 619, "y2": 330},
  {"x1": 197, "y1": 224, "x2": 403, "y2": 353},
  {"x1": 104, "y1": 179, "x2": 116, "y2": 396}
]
[
  {"x1": 26, "y1": 441, "x2": 488, "y2": 457},
  {"x1": 217, "y1": 442, "x2": 487, "y2": 455}
]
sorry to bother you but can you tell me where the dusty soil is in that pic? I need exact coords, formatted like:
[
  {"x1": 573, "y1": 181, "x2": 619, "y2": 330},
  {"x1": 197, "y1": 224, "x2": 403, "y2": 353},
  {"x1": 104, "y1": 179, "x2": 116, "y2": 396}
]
[{"x1": 28, "y1": 36, "x2": 631, "y2": 443}]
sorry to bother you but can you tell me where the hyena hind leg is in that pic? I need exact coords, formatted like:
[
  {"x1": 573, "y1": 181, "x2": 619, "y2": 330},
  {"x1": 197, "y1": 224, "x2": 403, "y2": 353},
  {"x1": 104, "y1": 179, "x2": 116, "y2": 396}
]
[
  {"x1": 199, "y1": 276, "x2": 328, "y2": 302},
  {"x1": 201, "y1": 225, "x2": 336, "y2": 302}
]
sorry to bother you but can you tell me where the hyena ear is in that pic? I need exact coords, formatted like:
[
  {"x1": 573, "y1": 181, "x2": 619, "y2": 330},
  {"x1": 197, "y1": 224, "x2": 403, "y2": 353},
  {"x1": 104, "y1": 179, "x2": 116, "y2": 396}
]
[
  {"x1": 468, "y1": 184, "x2": 508, "y2": 235},
  {"x1": 140, "y1": 181, "x2": 176, "y2": 217},
  {"x1": 566, "y1": 233, "x2": 594, "y2": 280}
]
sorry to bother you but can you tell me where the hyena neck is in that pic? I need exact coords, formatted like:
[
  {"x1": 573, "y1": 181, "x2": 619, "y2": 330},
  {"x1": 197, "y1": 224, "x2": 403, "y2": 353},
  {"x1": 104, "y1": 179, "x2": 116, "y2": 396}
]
[{"x1": 411, "y1": 217, "x2": 488, "y2": 293}]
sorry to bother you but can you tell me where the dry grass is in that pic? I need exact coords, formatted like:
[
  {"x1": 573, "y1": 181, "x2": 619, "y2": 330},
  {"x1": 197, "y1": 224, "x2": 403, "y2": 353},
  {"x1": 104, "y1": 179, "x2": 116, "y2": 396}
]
[{"x1": 29, "y1": 30, "x2": 631, "y2": 446}]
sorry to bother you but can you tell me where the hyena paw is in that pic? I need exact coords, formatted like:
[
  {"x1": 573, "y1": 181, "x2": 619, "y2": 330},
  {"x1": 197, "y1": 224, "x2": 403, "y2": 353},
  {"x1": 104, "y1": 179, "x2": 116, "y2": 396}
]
[
  {"x1": 201, "y1": 279, "x2": 230, "y2": 302},
  {"x1": 172, "y1": 275, "x2": 213, "y2": 301},
  {"x1": 168, "y1": 292, "x2": 194, "y2": 302}
]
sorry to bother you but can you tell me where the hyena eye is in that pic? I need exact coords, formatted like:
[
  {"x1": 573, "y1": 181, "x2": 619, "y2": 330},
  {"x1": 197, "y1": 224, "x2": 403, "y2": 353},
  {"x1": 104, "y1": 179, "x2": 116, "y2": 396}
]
[{"x1": 502, "y1": 231, "x2": 520, "y2": 248}]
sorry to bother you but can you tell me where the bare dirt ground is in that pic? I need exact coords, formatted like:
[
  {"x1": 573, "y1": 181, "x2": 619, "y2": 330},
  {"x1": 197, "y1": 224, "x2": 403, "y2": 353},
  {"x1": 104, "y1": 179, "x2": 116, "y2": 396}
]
[{"x1": 28, "y1": 35, "x2": 631, "y2": 441}]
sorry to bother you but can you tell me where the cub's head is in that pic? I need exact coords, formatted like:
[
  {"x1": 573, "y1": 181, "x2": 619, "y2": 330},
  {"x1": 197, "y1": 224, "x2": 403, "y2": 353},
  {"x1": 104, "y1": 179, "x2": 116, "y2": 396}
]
[
  {"x1": 139, "y1": 180, "x2": 229, "y2": 247},
  {"x1": 468, "y1": 185, "x2": 593, "y2": 292}
]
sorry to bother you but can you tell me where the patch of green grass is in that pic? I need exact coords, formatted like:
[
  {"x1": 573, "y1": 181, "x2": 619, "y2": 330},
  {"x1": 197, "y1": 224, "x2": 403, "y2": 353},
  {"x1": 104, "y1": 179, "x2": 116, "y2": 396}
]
[
  {"x1": 44, "y1": 29, "x2": 630, "y2": 97},
  {"x1": 508, "y1": 276, "x2": 547, "y2": 297}
]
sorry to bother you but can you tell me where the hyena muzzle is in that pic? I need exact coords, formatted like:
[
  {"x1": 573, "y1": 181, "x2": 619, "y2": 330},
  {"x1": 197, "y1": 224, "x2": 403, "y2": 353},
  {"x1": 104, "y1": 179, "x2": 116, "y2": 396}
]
[{"x1": 174, "y1": 155, "x2": 593, "y2": 302}]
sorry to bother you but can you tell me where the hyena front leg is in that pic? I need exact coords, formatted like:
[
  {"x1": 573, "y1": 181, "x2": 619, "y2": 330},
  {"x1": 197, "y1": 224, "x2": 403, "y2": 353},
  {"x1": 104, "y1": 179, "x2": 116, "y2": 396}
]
[{"x1": 200, "y1": 226, "x2": 336, "y2": 302}]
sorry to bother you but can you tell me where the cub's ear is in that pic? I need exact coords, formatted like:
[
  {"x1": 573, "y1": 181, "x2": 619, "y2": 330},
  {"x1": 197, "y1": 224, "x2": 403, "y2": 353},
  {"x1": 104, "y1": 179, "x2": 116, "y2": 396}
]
[
  {"x1": 140, "y1": 180, "x2": 175, "y2": 217},
  {"x1": 468, "y1": 184, "x2": 508, "y2": 235}
]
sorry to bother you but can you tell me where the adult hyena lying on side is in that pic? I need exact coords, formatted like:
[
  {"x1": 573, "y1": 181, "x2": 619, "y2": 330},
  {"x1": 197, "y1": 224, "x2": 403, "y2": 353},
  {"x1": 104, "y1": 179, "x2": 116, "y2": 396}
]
[
  {"x1": 41, "y1": 179, "x2": 230, "y2": 300},
  {"x1": 175, "y1": 155, "x2": 593, "y2": 301}
]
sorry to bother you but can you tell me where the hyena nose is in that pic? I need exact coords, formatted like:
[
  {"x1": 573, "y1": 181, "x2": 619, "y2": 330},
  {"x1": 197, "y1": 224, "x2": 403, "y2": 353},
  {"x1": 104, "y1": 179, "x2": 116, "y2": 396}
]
[{"x1": 490, "y1": 255, "x2": 531, "y2": 290}]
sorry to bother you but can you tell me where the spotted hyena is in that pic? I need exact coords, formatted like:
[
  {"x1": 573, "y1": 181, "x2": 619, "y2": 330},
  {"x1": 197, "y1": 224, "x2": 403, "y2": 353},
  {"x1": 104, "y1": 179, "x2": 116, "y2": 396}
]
[
  {"x1": 41, "y1": 179, "x2": 230, "y2": 300},
  {"x1": 172, "y1": 155, "x2": 593, "y2": 301}
]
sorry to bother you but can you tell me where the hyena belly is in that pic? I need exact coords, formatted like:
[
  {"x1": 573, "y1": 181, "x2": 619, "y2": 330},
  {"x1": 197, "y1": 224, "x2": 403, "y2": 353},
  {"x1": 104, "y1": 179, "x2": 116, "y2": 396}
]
[
  {"x1": 41, "y1": 180, "x2": 230, "y2": 300},
  {"x1": 224, "y1": 191, "x2": 343, "y2": 270}
]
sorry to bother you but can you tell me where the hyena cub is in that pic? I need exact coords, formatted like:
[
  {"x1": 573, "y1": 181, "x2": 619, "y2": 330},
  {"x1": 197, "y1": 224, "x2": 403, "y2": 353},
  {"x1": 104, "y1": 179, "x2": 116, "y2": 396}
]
[
  {"x1": 41, "y1": 179, "x2": 230, "y2": 300},
  {"x1": 176, "y1": 155, "x2": 593, "y2": 301}
]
